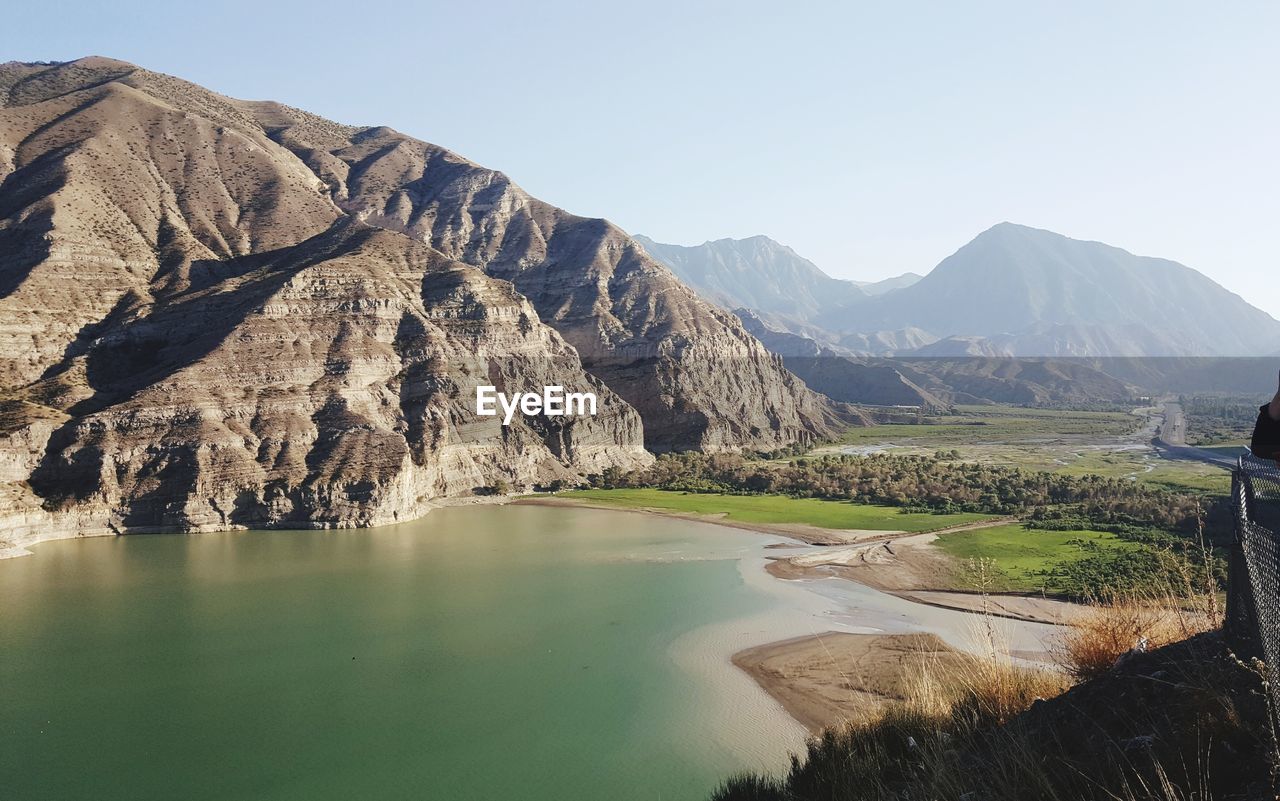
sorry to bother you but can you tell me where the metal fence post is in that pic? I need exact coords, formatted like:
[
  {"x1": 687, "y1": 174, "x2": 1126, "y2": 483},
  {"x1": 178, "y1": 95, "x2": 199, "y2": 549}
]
[
  {"x1": 1228, "y1": 463, "x2": 1263, "y2": 660},
  {"x1": 1232, "y1": 456, "x2": 1280, "y2": 708}
]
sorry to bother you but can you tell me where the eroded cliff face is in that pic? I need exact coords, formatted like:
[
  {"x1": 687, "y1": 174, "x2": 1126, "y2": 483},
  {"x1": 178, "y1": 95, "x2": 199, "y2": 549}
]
[
  {"x1": 249, "y1": 109, "x2": 841, "y2": 453},
  {"x1": 0, "y1": 57, "x2": 840, "y2": 546}
]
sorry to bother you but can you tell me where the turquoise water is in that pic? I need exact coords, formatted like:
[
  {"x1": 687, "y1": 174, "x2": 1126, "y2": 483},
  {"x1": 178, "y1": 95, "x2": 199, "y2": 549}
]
[{"x1": 0, "y1": 505, "x2": 796, "y2": 801}]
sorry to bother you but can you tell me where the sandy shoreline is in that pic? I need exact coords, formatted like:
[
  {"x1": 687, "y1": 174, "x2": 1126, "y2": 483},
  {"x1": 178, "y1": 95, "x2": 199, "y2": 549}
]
[
  {"x1": 762, "y1": 533, "x2": 1086, "y2": 626},
  {"x1": 524, "y1": 495, "x2": 1078, "y2": 735},
  {"x1": 731, "y1": 632, "x2": 972, "y2": 732},
  {"x1": 522, "y1": 496, "x2": 1082, "y2": 625}
]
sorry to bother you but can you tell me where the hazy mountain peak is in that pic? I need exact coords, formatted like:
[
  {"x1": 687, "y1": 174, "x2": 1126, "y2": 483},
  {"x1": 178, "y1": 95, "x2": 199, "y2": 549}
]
[
  {"x1": 635, "y1": 234, "x2": 866, "y2": 325},
  {"x1": 853, "y1": 272, "x2": 924, "y2": 296},
  {"x1": 823, "y1": 223, "x2": 1280, "y2": 356},
  {"x1": 709, "y1": 233, "x2": 784, "y2": 247}
]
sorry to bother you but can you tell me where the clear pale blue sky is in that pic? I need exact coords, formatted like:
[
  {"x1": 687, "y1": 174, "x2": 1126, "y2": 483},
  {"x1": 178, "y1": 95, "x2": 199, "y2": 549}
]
[{"x1": 6, "y1": 1, "x2": 1279, "y2": 316}]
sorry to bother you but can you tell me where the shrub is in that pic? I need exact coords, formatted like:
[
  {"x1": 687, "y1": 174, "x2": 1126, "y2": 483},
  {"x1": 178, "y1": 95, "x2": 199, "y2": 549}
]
[{"x1": 1057, "y1": 592, "x2": 1219, "y2": 682}]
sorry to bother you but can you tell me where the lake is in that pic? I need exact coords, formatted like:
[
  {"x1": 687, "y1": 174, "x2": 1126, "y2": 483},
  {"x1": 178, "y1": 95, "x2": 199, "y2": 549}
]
[{"x1": 0, "y1": 504, "x2": 1055, "y2": 800}]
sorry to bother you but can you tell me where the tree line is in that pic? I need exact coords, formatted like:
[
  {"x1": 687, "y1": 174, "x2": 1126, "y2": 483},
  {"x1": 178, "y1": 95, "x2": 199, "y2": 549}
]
[{"x1": 590, "y1": 451, "x2": 1226, "y2": 537}]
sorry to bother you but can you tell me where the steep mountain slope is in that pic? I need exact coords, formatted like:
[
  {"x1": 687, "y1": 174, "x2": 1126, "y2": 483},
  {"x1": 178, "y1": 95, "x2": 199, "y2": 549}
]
[
  {"x1": 634, "y1": 234, "x2": 866, "y2": 325},
  {"x1": 891, "y1": 358, "x2": 1136, "y2": 405},
  {"x1": 837, "y1": 327, "x2": 939, "y2": 356},
  {"x1": 15, "y1": 224, "x2": 648, "y2": 535},
  {"x1": 732, "y1": 309, "x2": 836, "y2": 358},
  {"x1": 821, "y1": 223, "x2": 1280, "y2": 356},
  {"x1": 729, "y1": 311, "x2": 942, "y2": 409},
  {"x1": 0, "y1": 57, "x2": 838, "y2": 543},
  {"x1": 252, "y1": 110, "x2": 841, "y2": 453}
]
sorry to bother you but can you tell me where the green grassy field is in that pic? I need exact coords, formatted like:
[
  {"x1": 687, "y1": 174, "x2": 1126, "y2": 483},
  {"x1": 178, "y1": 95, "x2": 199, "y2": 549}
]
[
  {"x1": 838, "y1": 406, "x2": 1139, "y2": 448},
  {"x1": 818, "y1": 403, "x2": 1234, "y2": 496},
  {"x1": 1142, "y1": 462, "x2": 1233, "y2": 494},
  {"x1": 1036, "y1": 448, "x2": 1230, "y2": 493},
  {"x1": 934, "y1": 523, "x2": 1141, "y2": 592},
  {"x1": 1052, "y1": 449, "x2": 1151, "y2": 478},
  {"x1": 1197, "y1": 444, "x2": 1248, "y2": 458},
  {"x1": 558, "y1": 489, "x2": 994, "y2": 531}
]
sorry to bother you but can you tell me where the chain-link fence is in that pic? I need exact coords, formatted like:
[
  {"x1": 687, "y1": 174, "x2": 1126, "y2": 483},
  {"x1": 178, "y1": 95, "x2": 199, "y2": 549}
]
[{"x1": 1229, "y1": 455, "x2": 1280, "y2": 703}]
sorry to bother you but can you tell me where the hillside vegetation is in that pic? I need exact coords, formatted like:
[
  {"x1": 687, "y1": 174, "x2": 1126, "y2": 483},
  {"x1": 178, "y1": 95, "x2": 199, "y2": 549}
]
[
  {"x1": 561, "y1": 489, "x2": 993, "y2": 531},
  {"x1": 592, "y1": 451, "x2": 1220, "y2": 533},
  {"x1": 712, "y1": 628, "x2": 1273, "y2": 801},
  {"x1": 588, "y1": 451, "x2": 1226, "y2": 599}
]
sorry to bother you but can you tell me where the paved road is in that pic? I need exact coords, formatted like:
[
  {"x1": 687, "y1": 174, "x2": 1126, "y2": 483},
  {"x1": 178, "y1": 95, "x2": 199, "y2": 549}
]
[{"x1": 1153, "y1": 400, "x2": 1240, "y2": 469}]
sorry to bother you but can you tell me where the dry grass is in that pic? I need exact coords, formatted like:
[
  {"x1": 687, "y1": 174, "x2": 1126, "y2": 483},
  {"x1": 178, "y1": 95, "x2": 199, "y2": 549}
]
[
  {"x1": 714, "y1": 585, "x2": 1270, "y2": 801},
  {"x1": 947, "y1": 648, "x2": 1069, "y2": 728},
  {"x1": 1058, "y1": 540, "x2": 1222, "y2": 682},
  {"x1": 716, "y1": 627, "x2": 1072, "y2": 800},
  {"x1": 1058, "y1": 593, "x2": 1219, "y2": 681},
  {"x1": 936, "y1": 611, "x2": 1071, "y2": 730}
]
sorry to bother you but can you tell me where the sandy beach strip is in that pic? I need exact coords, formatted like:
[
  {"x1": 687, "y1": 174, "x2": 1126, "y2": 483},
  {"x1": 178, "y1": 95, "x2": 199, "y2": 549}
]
[
  {"x1": 524, "y1": 495, "x2": 1086, "y2": 625},
  {"x1": 764, "y1": 533, "x2": 1087, "y2": 625},
  {"x1": 731, "y1": 631, "x2": 972, "y2": 733}
]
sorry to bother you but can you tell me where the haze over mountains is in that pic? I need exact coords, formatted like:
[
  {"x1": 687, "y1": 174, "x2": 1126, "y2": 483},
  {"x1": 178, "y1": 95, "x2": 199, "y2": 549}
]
[
  {"x1": 853, "y1": 272, "x2": 924, "y2": 296},
  {"x1": 0, "y1": 57, "x2": 843, "y2": 542},
  {"x1": 640, "y1": 223, "x2": 1280, "y2": 359},
  {"x1": 631, "y1": 234, "x2": 869, "y2": 329},
  {"x1": 2, "y1": 56, "x2": 1273, "y2": 546}
]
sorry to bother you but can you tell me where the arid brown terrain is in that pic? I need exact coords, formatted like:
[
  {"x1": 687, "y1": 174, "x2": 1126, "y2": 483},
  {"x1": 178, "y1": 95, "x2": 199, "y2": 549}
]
[{"x1": 0, "y1": 57, "x2": 842, "y2": 547}]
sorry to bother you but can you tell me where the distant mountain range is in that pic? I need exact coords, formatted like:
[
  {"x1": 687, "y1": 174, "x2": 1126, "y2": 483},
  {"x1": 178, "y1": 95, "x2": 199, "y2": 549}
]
[
  {"x1": 640, "y1": 223, "x2": 1280, "y2": 359},
  {"x1": 733, "y1": 309, "x2": 1138, "y2": 409},
  {"x1": 639, "y1": 225, "x2": 1280, "y2": 409},
  {"x1": 853, "y1": 272, "x2": 924, "y2": 295},
  {"x1": 631, "y1": 234, "x2": 869, "y2": 328}
]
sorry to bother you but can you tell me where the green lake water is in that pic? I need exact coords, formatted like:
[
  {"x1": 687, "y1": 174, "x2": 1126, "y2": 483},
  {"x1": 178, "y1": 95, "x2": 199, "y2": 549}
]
[{"x1": 0, "y1": 505, "x2": 807, "y2": 801}]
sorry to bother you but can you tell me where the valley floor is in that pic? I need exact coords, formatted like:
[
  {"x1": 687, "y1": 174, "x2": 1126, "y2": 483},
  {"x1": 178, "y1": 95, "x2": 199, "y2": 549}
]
[
  {"x1": 531, "y1": 492, "x2": 1092, "y2": 621},
  {"x1": 818, "y1": 402, "x2": 1237, "y2": 495},
  {"x1": 523, "y1": 492, "x2": 1082, "y2": 733},
  {"x1": 533, "y1": 401, "x2": 1237, "y2": 735}
]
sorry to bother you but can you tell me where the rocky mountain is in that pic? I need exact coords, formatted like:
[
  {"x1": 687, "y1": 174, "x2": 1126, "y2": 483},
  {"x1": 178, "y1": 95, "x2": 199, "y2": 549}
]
[
  {"x1": 820, "y1": 223, "x2": 1280, "y2": 357},
  {"x1": 634, "y1": 234, "x2": 866, "y2": 326},
  {"x1": 651, "y1": 224, "x2": 1280, "y2": 359},
  {"x1": 837, "y1": 327, "x2": 939, "y2": 356},
  {"x1": 636, "y1": 234, "x2": 934, "y2": 358},
  {"x1": 891, "y1": 358, "x2": 1137, "y2": 406},
  {"x1": 0, "y1": 57, "x2": 841, "y2": 545},
  {"x1": 649, "y1": 223, "x2": 1278, "y2": 408},
  {"x1": 732, "y1": 309, "x2": 835, "y2": 358}
]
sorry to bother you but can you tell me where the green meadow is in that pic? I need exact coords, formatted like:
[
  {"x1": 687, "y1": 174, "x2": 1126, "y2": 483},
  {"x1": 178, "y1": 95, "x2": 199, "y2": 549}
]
[
  {"x1": 558, "y1": 489, "x2": 994, "y2": 531},
  {"x1": 837, "y1": 406, "x2": 1138, "y2": 448},
  {"x1": 934, "y1": 523, "x2": 1141, "y2": 592},
  {"x1": 820, "y1": 404, "x2": 1233, "y2": 496}
]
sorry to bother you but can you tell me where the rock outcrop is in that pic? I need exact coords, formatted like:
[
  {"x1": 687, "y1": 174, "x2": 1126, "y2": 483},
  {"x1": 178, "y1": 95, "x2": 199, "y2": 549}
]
[
  {"x1": 0, "y1": 57, "x2": 841, "y2": 546},
  {"x1": 249, "y1": 106, "x2": 841, "y2": 452}
]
